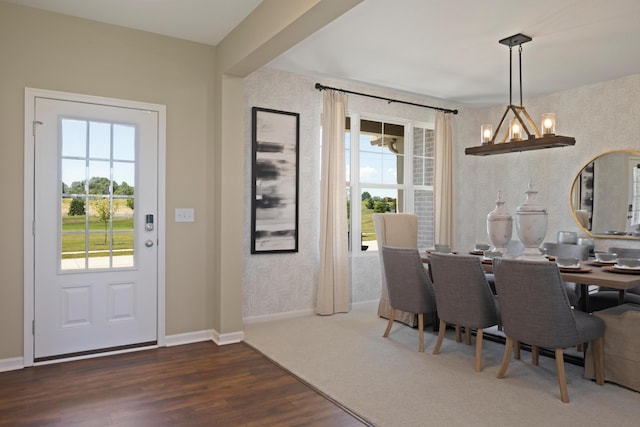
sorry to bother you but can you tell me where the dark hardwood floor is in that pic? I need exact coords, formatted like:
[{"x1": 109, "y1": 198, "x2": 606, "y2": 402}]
[{"x1": 0, "y1": 341, "x2": 369, "y2": 426}]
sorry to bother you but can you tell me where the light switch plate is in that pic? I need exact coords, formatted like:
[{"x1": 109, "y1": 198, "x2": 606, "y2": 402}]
[{"x1": 175, "y1": 208, "x2": 195, "y2": 223}]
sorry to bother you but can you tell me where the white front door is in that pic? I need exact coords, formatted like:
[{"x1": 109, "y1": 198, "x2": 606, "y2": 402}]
[{"x1": 30, "y1": 92, "x2": 162, "y2": 361}]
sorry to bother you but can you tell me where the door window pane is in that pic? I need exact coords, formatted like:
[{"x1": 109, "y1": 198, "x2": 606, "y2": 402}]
[
  {"x1": 61, "y1": 231, "x2": 86, "y2": 269},
  {"x1": 62, "y1": 158, "x2": 87, "y2": 195},
  {"x1": 89, "y1": 121, "x2": 111, "y2": 159},
  {"x1": 113, "y1": 124, "x2": 136, "y2": 161},
  {"x1": 61, "y1": 119, "x2": 87, "y2": 157}
]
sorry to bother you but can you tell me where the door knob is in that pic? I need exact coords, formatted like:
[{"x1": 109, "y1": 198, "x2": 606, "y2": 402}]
[{"x1": 145, "y1": 240, "x2": 154, "y2": 248}]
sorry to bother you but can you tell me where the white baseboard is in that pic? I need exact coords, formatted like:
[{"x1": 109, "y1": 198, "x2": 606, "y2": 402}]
[
  {"x1": 0, "y1": 357, "x2": 24, "y2": 373},
  {"x1": 165, "y1": 330, "x2": 214, "y2": 347},
  {"x1": 242, "y1": 300, "x2": 379, "y2": 325},
  {"x1": 243, "y1": 308, "x2": 315, "y2": 324},
  {"x1": 353, "y1": 299, "x2": 379, "y2": 307},
  {"x1": 212, "y1": 330, "x2": 245, "y2": 345},
  {"x1": 166, "y1": 329, "x2": 245, "y2": 347},
  {"x1": 0, "y1": 329, "x2": 245, "y2": 372}
]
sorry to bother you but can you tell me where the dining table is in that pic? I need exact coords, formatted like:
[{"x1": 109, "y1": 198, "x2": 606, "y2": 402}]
[
  {"x1": 421, "y1": 251, "x2": 640, "y2": 366},
  {"x1": 422, "y1": 252, "x2": 640, "y2": 313},
  {"x1": 556, "y1": 261, "x2": 640, "y2": 312}
]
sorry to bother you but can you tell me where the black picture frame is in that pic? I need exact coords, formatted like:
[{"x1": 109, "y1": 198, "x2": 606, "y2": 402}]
[{"x1": 251, "y1": 107, "x2": 300, "y2": 254}]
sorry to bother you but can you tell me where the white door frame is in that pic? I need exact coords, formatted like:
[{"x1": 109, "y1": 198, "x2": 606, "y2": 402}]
[{"x1": 23, "y1": 87, "x2": 166, "y2": 366}]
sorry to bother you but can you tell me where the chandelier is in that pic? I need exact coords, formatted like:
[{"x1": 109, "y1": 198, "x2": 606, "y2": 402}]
[{"x1": 466, "y1": 33, "x2": 576, "y2": 156}]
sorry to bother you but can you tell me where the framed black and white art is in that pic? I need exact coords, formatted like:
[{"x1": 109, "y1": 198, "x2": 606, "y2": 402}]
[{"x1": 251, "y1": 107, "x2": 299, "y2": 253}]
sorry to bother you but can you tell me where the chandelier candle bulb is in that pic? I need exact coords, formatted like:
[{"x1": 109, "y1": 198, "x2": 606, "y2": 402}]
[
  {"x1": 509, "y1": 118, "x2": 522, "y2": 141},
  {"x1": 541, "y1": 113, "x2": 556, "y2": 135},
  {"x1": 481, "y1": 124, "x2": 493, "y2": 144}
]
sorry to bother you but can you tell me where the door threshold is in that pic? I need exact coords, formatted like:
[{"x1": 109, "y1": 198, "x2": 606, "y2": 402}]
[{"x1": 34, "y1": 341, "x2": 158, "y2": 365}]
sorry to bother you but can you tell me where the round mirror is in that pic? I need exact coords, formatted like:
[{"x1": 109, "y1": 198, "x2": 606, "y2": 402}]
[{"x1": 570, "y1": 150, "x2": 640, "y2": 239}]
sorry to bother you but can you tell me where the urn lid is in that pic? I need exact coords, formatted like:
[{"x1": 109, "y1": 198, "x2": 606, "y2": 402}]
[
  {"x1": 516, "y1": 180, "x2": 547, "y2": 213},
  {"x1": 487, "y1": 190, "x2": 512, "y2": 220}
]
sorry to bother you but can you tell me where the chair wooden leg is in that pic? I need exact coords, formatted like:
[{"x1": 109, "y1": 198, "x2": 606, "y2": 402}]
[
  {"x1": 514, "y1": 340, "x2": 521, "y2": 360},
  {"x1": 475, "y1": 329, "x2": 484, "y2": 372},
  {"x1": 532, "y1": 345, "x2": 539, "y2": 366},
  {"x1": 433, "y1": 319, "x2": 446, "y2": 355},
  {"x1": 497, "y1": 337, "x2": 513, "y2": 378},
  {"x1": 383, "y1": 308, "x2": 395, "y2": 337},
  {"x1": 591, "y1": 336, "x2": 605, "y2": 386},
  {"x1": 418, "y1": 313, "x2": 425, "y2": 352},
  {"x1": 465, "y1": 327, "x2": 471, "y2": 345},
  {"x1": 455, "y1": 325, "x2": 461, "y2": 343},
  {"x1": 555, "y1": 348, "x2": 570, "y2": 403}
]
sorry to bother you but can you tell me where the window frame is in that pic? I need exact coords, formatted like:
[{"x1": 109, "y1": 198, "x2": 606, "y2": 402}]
[{"x1": 346, "y1": 112, "x2": 434, "y2": 255}]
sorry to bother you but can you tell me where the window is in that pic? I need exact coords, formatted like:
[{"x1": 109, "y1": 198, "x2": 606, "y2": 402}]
[
  {"x1": 346, "y1": 114, "x2": 434, "y2": 252},
  {"x1": 60, "y1": 118, "x2": 136, "y2": 270}
]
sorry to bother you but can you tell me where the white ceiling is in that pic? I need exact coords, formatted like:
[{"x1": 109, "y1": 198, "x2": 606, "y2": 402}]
[
  {"x1": 4, "y1": 0, "x2": 263, "y2": 45},
  {"x1": 8, "y1": 0, "x2": 640, "y2": 107}
]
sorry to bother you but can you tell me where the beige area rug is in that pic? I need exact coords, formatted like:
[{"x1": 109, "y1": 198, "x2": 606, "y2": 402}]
[{"x1": 244, "y1": 302, "x2": 640, "y2": 427}]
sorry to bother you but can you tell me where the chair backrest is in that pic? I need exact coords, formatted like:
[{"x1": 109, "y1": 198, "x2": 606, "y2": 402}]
[
  {"x1": 373, "y1": 213, "x2": 418, "y2": 249},
  {"x1": 428, "y1": 253, "x2": 499, "y2": 328},
  {"x1": 373, "y1": 213, "x2": 419, "y2": 295},
  {"x1": 380, "y1": 246, "x2": 436, "y2": 315},
  {"x1": 541, "y1": 242, "x2": 589, "y2": 260},
  {"x1": 493, "y1": 258, "x2": 581, "y2": 348},
  {"x1": 608, "y1": 247, "x2": 640, "y2": 258}
]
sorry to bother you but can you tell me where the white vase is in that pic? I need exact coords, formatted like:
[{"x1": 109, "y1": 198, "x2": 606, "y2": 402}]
[
  {"x1": 515, "y1": 181, "x2": 548, "y2": 259},
  {"x1": 487, "y1": 190, "x2": 512, "y2": 253}
]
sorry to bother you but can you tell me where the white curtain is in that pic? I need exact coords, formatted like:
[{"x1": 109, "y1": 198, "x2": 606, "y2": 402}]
[
  {"x1": 317, "y1": 90, "x2": 350, "y2": 315},
  {"x1": 434, "y1": 111, "x2": 454, "y2": 246}
]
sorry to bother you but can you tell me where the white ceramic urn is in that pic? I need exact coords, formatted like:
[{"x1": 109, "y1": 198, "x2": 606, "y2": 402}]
[
  {"x1": 515, "y1": 181, "x2": 548, "y2": 259},
  {"x1": 487, "y1": 190, "x2": 512, "y2": 253}
]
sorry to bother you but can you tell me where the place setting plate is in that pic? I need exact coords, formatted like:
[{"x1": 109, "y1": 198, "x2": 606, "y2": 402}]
[
  {"x1": 586, "y1": 260, "x2": 617, "y2": 267},
  {"x1": 602, "y1": 265, "x2": 640, "y2": 275},
  {"x1": 559, "y1": 266, "x2": 592, "y2": 273}
]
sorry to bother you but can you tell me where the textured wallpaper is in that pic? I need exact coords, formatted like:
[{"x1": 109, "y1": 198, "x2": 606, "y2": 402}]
[
  {"x1": 455, "y1": 74, "x2": 640, "y2": 255},
  {"x1": 243, "y1": 68, "x2": 640, "y2": 319},
  {"x1": 243, "y1": 68, "x2": 457, "y2": 319}
]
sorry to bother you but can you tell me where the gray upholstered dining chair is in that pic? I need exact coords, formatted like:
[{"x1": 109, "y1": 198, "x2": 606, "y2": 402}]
[
  {"x1": 492, "y1": 258, "x2": 605, "y2": 403},
  {"x1": 374, "y1": 213, "x2": 420, "y2": 327},
  {"x1": 428, "y1": 253, "x2": 501, "y2": 372},
  {"x1": 588, "y1": 246, "x2": 640, "y2": 311},
  {"x1": 380, "y1": 245, "x2": 437, "y2": 352},
  {"x1": 539, "y1": 242, "x2": 589, "y2": 306}
]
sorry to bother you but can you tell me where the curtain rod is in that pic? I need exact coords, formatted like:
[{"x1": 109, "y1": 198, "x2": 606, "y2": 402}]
[{"x1": 314, "y1": 83, "x2": 458, "y2": 115}]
